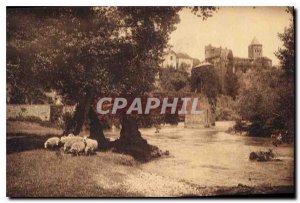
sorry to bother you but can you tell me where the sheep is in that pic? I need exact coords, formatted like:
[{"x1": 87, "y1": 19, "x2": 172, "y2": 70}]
[
  {"x1": 44, "y1": 137, "x2": 60, "y2": 149},
  {"x1": 84, "y1": 137, "x2": 98, "y2": 156},
  {"x1": 60, "y1": 133, "x2": 80, "y2": 147},
  {"x1": 63, "y1": 136, "x2": 84, "y2": 153},
  {"x1": 60, "y1": 133, "x2": 76, "y2": 144},
  {"x1": 67, "y1": 133, "x2": 75, "y2": 137},
  {"x1": 70, "y1": 140, "x2": 86, "y2": 156}
]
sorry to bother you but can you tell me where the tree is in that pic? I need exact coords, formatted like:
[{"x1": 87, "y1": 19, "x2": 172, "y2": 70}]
[
  {"x1": 7, "y1": 7, "x2": 217, "y2": 159},
  {"x1": 190, "y1": 65, "x2": 219, "y2": 120},
  {"x1": 273, "y1": 8, "x2": 295, "y2": 140},
  {"x1": 224, "y1": 70, "x2": 239, "y2": 99},
  {"x1": 223, "y1": 50, "x2": 238, "y2": 99},
  {"x1": 190, "y1": 65, "x2": 219, "y2": 100},
  {"x1": 159, "y1": 67, "x2": 189, "y2": 93},
  {"x1": 275, "y1": 8, "x2": 294, "y2": 77},
  {"x1": 236, "y1": 67, "x2": 282, "y2": 136},
  {"x1": 234, "y1": 7, "x2": 294, "y2": 141}
]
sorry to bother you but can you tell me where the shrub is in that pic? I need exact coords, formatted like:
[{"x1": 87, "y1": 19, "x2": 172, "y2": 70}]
[{"x1": 216, "y1": 95, "x2": 239, "y2": 121}]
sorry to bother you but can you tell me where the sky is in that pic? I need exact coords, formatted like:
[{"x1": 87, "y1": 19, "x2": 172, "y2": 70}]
[{"x1": 169, "y1": 7, "x2": 292, "y2": 66}]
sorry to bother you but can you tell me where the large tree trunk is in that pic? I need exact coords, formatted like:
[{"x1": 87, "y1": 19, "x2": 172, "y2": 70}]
[
  {"x1": 62, "y1": 89, "x2": 166, "y2": 161},
  {"x1": 63, "y1": 87, "x2": 95, "y2": 135},
  {"x1": 119, "y1": 114, "x2": 147, "y2": 145},
  {"x1": 113, "y1": 114, "x2": 164, "y2": 162},
  {"x1": 88, "y1": 107, "x2": 109, "y2": 149}
]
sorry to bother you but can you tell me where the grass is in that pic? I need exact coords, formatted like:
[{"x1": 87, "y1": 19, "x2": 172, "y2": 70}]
[
  {"x1": 7, "y1": 149, "x2": 140, "y2": 197},
  {"x1": 7, "y1": 121, "x2": 62, "y2": 136}
]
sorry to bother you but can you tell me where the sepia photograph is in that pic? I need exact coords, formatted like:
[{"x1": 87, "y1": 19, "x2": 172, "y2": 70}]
[{"x1": 6, "y1": 6, "x2": 295, "y2": 198}]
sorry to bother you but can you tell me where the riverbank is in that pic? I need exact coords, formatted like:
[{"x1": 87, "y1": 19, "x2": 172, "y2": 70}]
[
  {"x1": 7, "y1": 149, "x2": 294, "y2": 197},
  {"x1": 7, "y1": 121, "x2": 294, "y2": 197}
]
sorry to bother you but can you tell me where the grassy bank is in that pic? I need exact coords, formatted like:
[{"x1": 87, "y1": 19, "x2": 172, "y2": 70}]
[
  {"x1": 7, "y1": 150, "x2": 140, "y2": 197},
  {"x1": 7, "y1": 149, "x2": 294, "y2": 197}
]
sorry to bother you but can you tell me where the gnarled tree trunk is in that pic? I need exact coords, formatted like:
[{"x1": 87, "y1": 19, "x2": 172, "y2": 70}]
[
  {"x1": 63, "y1": 89, "x2": 165, "y2": 161},
  {"x1": 119, "y1": 114, "x2": 147, "y2": 145},
  {"x1": 62, "y1": 86, "x2": 108, "y2": 150},
  {"x1": 62, "y1": 86, "x2": 94, "y2": 135},
  {"x1": 113, "y1": 114, "x2": 163, "y2": 162},
  {"x1": 88, "y1": 107, "x2": 109, "y2": 149}
]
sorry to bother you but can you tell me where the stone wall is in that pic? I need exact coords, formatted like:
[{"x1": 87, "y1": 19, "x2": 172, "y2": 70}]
[
  {"x1": 7, "y1": 105, "x2": 75, "y2": 121},
  {"x1": 184, "y1": 96, "x2": 215, "y2": 128},
  {"x1": 7, "y1": 105, "x2": 51, "y2": 121}
]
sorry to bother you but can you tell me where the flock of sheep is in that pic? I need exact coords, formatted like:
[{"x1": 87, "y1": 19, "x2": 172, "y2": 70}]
[{"x1": 44, "y1": 134, "x2": 98, "y2": 156}]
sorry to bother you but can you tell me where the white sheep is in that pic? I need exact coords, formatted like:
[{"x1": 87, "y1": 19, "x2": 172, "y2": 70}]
[
  {"x1": 84, "y1": 137, "x2": 98, "y2": 155},
  {"x1": 70, "y1": 140, "x2": 86, "y2": 156},
  {"x1": 60, "y1": 133, "x2": 78, "y2": 144},
  {"x1": 44, "y1": 137, "x2": 60, "y2": 149},
  {"x1": 63, "y1": 136, "x2": 84, "y2": 152}
]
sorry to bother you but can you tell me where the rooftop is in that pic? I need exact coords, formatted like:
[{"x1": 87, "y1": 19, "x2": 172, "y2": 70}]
[
  {"x1": 176, "y1": 52, "x2": 193, "y2": 59},
  {"x1": 250, "y1": 37, "x2": 261, "y2": 45},
  {"x1": 194, "y1": 61, "x2": 214, "y2": 68}
]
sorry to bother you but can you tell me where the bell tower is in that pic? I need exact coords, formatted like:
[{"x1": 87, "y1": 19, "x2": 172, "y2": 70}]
[{"x1": 248, "y1": 37, "x2": 262, "y2": 60}]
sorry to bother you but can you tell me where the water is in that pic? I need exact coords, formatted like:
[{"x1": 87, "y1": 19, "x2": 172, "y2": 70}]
[{"x1": 105, "y1": 122, "x2": 294, "y2": 188}]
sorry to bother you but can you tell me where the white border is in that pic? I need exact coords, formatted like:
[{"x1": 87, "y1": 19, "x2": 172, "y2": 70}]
[
  {"x1": 1, "y1": 0, "x2": 297, "y2": 6},
  {"x1": 1, "y1": 1, "x2": 298, "y2": 202}
]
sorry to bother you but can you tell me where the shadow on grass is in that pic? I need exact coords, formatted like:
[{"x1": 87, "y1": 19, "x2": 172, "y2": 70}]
[
  {"x1": 7, "y1": 133, "x2": 168, "y2": 162},
  {"x1": 7, "y1": 133, "x2": 56, "y2": 154}
]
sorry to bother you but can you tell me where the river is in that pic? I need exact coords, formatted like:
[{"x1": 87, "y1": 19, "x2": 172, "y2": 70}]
[{"x1": 105, "y1": 121, "x2": 294, "y2": 191}]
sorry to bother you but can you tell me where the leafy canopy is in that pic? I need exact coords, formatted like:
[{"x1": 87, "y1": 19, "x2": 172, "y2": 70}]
[{"x1": 7, "y1": 7, "x2": 217, "y2": 104}]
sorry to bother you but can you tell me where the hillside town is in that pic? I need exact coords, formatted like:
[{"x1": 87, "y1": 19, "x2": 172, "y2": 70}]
[{"x1": 161, "y1": 37, "x2": 272, "y2": 92}]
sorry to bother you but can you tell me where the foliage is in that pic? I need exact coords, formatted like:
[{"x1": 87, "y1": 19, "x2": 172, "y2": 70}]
[
  {"x1": 273, "y1": 20, "x2": 295, "y2": 141},
  {"x1": 234, "y1": 8, "x2": 294, "y2": 140},
  {"x1": 177, "y1": 62, "x2": 190, "y2": 72},
  {"x1": 7, "y1": 7, "x2": 178, "y2": 103},
  {"x1": 236, "y1": 67, "x2": 279, "y2": 136},
  {"x1": 189, "y1": 6, "x2": 218, "y2": 20},
  {"x1": 224, "y1": 70, "x2": 239, "y2": 99},
  {"x1": 7, "y1": 7, "x2": 217, "y2": 104},
  {"x1": 190, "y1": 65, "x2": 219, "y2": 100},
  {"x1": 193, "y1": 58, "x2": 200, "y2": 67},
  {"x1": 6, "y1": 7, "x2": 218, "y2": 142},
  {"x1": 159, "y1": 67, "x2": 190, "y2": 93},
  {"x1": 216, "y1": 95, "x2": 239, "y2": 121},
  {"x1": 235, "y1": 66, "x2": 293, "y2": 139},
  {"x1": 275, "y1": 12, "x2": 294, "y2": 77}
]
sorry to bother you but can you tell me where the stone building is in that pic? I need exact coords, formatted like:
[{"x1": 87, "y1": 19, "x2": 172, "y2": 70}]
[
  {"x1": 234, "y1": 37, "x2": 272, "y2": 73},
  {"x1": 161, "y1": 50, "x2": 177, "y2": 68},
  {"x1": 161, "y1": 50, "x2": 198, "y2": 74},
  {"x1": 184, "y1": 94, "x2": 215, "y2": 128},
  {"x1": 204, "y1": 37, "x2": 272, "y2": 92},
  {"x1": 176, "y1": 53, "x2": 194, "y2": 71},
  {"x1": 205, "y1": 45, "x2": 234, "y2": 92},
  {"x1": 248, "y1": 37, "x2": 263, "y2": 59}
]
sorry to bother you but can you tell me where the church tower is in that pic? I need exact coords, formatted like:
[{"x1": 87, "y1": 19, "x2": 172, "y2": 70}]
[{"x1": 248, "y1": 37, "x2": 262, "y2": 60}]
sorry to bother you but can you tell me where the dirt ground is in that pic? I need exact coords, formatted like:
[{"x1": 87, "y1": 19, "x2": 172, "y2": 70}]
[{"x1": 6, "y1": 121, "x2": 295, "y2": 197}]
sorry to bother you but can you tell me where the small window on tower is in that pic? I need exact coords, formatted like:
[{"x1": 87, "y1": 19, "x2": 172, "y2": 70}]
[{"x1": 170, "y1": 56, "x2": 173, "y2": 60}]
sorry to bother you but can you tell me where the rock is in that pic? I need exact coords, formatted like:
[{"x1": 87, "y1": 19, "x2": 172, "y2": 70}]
[
  {"x1": 249, "y1": 152, "x2": 258, "y2": 160},
  {"x1": 249, "y1": 149, "x2": 274, "y2": 162}
]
